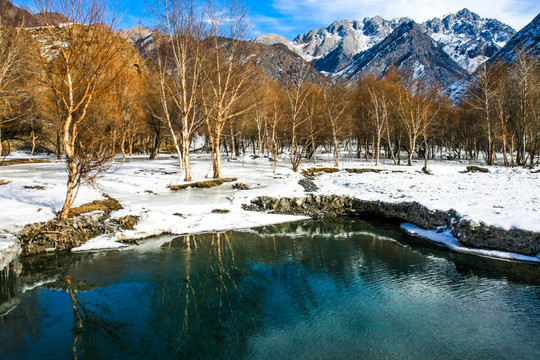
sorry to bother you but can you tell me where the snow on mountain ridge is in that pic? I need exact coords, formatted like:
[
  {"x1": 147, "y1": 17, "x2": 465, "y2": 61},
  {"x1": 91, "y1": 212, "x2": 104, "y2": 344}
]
[
  {"x1": 422, "y1": 8, "x2": 516, "y2": 73},
  {"x1": 489, "y1": 12, "x2": 540, "y2": 64},
  {"x1": 251, "y1": 9, "x2": 516, "y2": 75},
  {"x1": 290, "y1": 17, "x2": 411, "y2": 71}
]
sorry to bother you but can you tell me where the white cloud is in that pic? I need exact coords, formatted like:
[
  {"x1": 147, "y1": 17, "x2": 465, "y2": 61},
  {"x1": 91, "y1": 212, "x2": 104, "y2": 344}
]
[{"x1": 271, "y1": 0, "x2": 540, "y2": 30}]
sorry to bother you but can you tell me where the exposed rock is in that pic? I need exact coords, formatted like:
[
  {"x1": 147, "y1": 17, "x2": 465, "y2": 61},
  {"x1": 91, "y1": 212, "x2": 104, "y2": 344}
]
[
  {"x1": 456, "y1": 219, "x2": 540, "y2": 256},
  {"x1": 252, "y1": 33, "x2": 295, "y2": 52},
  {"x1": 243, "y1": 195, "x2": 540, "y2": 257},
  {"x1": 341, "y1": 21, "x2": 467, "y2": 88},
  {"x1": 466, "y1": 166, "x2": 489, "y2": 173},
  {"x1": 0, "y1": 1, "x2": 69, "y2": 28},
  {"x1": 0, "y1": 179, "x2": 11, "y2": 185},
  {"x1": 423, "y1": 8, "x2": 515, "y2": 72},
  {"x1": 489, "y1": 12, "x2": 540, "y2": 65},
  {"x1": 298, "y1": 178, "x2": 319, "y2": 192}
]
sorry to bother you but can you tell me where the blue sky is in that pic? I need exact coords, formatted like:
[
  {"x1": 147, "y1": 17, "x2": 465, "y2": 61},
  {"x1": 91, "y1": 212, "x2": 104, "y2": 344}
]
[{"x1": 16, "y1": 0, "x2": 540, "y2": 40}]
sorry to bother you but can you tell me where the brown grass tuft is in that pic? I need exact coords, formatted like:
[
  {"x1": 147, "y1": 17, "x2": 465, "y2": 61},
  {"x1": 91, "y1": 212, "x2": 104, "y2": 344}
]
[
  {"x1": 68, "y1": 195, "x2": 123, "y2": 217},
  {"x1": 0, "y1": 159, "x2": 50, "y2": 166},
  {"x1": 169, "y1": 177, "x2": 237, "y2": 190},
  {"x1": 302, "y1": 168, "x2": 339, "y2": 179}
]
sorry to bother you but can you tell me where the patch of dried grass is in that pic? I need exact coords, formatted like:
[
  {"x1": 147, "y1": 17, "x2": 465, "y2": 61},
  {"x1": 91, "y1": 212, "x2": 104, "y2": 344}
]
[
  {"x1": 68, "y1": 195, "x2": 123, "y2": 217},
  {"x1": 169, "y1": 177, "x2": 237, "y2": 190}
]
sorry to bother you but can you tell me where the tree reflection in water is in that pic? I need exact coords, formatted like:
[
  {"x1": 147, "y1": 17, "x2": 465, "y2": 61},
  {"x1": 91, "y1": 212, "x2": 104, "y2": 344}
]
[
  {"x1": 64, "y1": 276, "x2": 124, "y2": 360},
  {"x1": 150, "y1": 232, "x2": 265, "y2": 358},
  {"x1": 0, "y1": 218, "x2": 539, "y2": 359}
]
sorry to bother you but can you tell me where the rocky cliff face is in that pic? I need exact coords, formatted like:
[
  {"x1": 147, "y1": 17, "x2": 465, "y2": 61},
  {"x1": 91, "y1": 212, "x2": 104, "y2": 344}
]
[
  {"x1": 422, "y1": 8, "x2": 515, "y2": 73},
  {"x1": 116, "y1": 25, "x2": 156, "y2": 59},
  {"x1": 489, "y1": 12, "x2": 540, "y2": 64},
  {"x1": 340, "y1": 21, "x2": 467, "y2": 88},
  {"x1": 235, "y1": 40, "x2": 323, "y2": 84},
  {"x1": 290, "y1": 17, "x2": 410, "y2": 73},
  {"x1": 253, "y1": 8, "x2": 516, "y2": 77}
]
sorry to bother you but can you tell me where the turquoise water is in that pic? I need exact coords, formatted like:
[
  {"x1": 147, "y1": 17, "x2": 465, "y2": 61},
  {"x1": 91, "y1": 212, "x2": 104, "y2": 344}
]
[{"x1": 1, "y1": 219, "x2": 539, "y2": 359}]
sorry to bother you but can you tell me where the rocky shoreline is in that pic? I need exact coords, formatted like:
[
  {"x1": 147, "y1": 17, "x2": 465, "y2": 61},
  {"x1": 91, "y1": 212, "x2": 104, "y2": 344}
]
[
  {"x1": 4, "y1": 193, "x2": 539, "y2": 264},
  {"x1": 242, "y1": 195, "x2": 540, "y2": 258}
]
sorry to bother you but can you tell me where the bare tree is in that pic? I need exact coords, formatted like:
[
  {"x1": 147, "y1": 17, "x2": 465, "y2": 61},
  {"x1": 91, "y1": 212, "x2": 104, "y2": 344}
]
[
  {"x1": 154, "y1": 48, "x2": 184, "y2": 168},
  {"x1": 265, "y1": 79, "x2": 286, "y2": 172},
  {"x1": 0, "y1": 12, "x2": 24, "y2": 157},
  {"x1": 396, "y1": 81, "x2": 438, "y2": 166},
  {"x1": 285, "y1": 63, "x2": 313, "y2": 172},
  {"x1": 511, "y1": 50, "x2": 539, "y2": 166},
  {"x1": 365, "y1": 79, "x2": 388, "y2": 166},
  {"x1": 321, "y1": 81, "x2": 349, "y2": 166},
  {"x1": 155, "y1": 0, "x2": 205, "y2": 180},
  {"x1": 112, "y1": 64, "x2": 148, "y2": 159},
  {"x1": 466, "y1": 61, "x2": 499, "y2": 165},
  {"x1": 201, "y1": 0, "x2": 253, "y2": 179},
  {"x1": 32, "y1": 0, "x2": 127, "y2": 219}
]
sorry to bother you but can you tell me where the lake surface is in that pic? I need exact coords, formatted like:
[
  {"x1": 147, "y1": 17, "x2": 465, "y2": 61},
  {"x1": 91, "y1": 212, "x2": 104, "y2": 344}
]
[{"x1": 1, "y1": 218, "x2": 539, "y2": 359}]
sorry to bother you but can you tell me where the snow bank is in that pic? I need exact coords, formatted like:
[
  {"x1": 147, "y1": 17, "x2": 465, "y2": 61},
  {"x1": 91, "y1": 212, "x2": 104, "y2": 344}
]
[
  {"x1": 314, "y1": 162, "x2": 540, "y2": 233},
  {"x1": 1, "y1": 153, "x2": 539, "y2": 264},
  {"x1": 0, "y1": 233, "x2": 20, "y2": 271},
  {"x1": 401, "y1": 223, "x2": 540, "y2": 264}
]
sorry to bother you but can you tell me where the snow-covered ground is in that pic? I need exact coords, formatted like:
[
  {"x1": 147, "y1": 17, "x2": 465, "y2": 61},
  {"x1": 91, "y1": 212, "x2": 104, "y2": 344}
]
[{"x1": 1, "y1": 152, "x2": 539, "y2": 267}]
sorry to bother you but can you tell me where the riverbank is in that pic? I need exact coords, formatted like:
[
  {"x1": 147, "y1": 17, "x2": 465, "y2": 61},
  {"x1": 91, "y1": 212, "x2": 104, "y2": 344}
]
[
  {"x1": 243, "y1": 195, "x2": 540, "y2": 263},
  {"x1": 0, "y1": 152, "x2": 539, "y2": 267}
]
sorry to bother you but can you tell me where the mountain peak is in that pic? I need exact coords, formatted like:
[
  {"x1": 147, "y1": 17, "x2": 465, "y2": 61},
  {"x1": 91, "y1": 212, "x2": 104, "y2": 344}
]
[
  {"x1": 422, "y1": 10, "x2": 515, "y2": 72},
  {"x1": 489, "y1": 12, "x2": 540, "y2": 64},
  {"x1": 250, "y1": 9, "x2": 517, "y2": 79},
  {"x1": 252, "y1": 33, "x2": 295, "y2": 52},
  {"x1": 455, "y1": 8, "x2": 479, "y2": 19},
  {"x1": 341, "y1": 19, "x2": 466, "y2": 87},
  {"x1": 117, "y1": 25, "x2": 153, "y2": 45}
]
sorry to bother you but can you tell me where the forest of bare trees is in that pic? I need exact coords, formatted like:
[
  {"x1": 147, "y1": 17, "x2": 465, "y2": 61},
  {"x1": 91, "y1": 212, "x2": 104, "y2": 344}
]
[{"x1": 0, "y1": 0, "x2": 539, "y2": 216}]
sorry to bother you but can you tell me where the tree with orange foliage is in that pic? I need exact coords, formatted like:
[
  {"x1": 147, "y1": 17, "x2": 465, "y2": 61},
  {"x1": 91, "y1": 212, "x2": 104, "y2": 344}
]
[{"x1": 32, "y1": 0, "x2": 128, "y2": 219}]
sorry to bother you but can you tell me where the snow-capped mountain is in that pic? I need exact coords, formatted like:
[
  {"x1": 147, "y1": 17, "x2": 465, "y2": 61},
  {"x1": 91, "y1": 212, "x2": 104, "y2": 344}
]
[
  {"x1": 422, "y1": 8, "x2": 515, "y2": 73},
  {"x1": 289, "y1": 16, "x2": 411, "y2": 74},
  {"x1": 340, "y1": 21, "x2": 466, "y2": 88},
  {"x1": 489, "y1": 12, "x2": 540, "y2": 64},
  {"x1": 253, "y1": 9, "x2": 516, "y2": 75}
]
